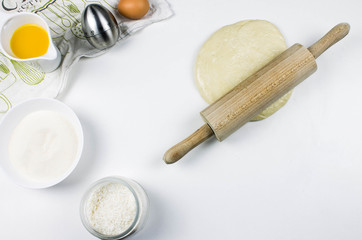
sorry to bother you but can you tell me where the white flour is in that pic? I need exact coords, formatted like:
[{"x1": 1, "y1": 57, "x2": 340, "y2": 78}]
[
  {"x1": 8, "y1": 110, "x2": 78, "y2": 182},
  {"x1": 86, "y1": 182, "x2": 137, "y2": 236}
]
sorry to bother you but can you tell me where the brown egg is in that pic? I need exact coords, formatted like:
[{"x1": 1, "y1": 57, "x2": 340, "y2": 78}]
[{"x1": 117, "y1": 0, "x2": 150, "y2": 20}]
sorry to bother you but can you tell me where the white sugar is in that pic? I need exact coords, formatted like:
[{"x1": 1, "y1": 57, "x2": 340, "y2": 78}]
[{"x1": 86, "y1": 182, "x2": 137, "y2": 236}]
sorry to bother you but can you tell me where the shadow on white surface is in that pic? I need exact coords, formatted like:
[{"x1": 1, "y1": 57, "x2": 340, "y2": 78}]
[{"x1": 133, "y1": 188, "x2": 168, "y2": 240}]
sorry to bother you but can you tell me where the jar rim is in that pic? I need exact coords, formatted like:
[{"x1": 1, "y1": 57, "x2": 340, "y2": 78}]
[{"x1": 80, "y1": 176, "x2": 141, "y2": 239}]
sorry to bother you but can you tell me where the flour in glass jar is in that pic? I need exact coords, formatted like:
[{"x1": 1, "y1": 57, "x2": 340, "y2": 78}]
[{"x1": 85, "y1": 182, "x2": 137, "y2": 236}]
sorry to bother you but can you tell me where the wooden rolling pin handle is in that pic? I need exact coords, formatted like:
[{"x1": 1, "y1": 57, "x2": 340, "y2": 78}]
[
  {"x1": 308, "y1": 23, "x2": 350, "y2": 59},
  {"x1": 163, "y1": 124, "x2": 214, "y2": 164}
]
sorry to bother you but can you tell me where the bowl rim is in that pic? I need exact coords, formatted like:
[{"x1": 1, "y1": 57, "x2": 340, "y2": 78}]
[{"x1": 0, "y1": 97, "x2": 84, "y2": 189}]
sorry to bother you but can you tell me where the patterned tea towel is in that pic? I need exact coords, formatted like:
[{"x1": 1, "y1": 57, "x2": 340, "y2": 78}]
[{"x1": 0, "y1": 0, "x2": 173, "y2": 118}]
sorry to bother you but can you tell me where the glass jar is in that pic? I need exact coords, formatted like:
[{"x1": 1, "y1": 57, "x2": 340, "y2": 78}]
[{"x1": 80, "y1": 176, "x2": 149, "y2": 239}]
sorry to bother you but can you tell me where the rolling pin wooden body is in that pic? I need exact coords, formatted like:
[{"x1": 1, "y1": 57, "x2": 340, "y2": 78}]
[
  {"x1": 164, "y1": 23, "x2": 350, "y2": 164},
  {"x1": 201, "y1": 44, "x2": 316, "y2": 141}
]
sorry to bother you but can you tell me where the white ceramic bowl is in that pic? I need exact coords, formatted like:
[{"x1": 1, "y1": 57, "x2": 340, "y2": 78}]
[{"x1": 0, "y1": 98, "x2": 84, "y2": 189}]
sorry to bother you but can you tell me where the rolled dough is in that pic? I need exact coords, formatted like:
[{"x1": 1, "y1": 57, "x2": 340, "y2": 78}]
[{"x1": 195, "y1": 20, "x2": 292, "y2": 121}]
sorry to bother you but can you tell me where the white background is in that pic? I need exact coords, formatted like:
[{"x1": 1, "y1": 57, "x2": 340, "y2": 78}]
[{"x1": 1, "y1": 0, "x2": 362, "y2": 239}]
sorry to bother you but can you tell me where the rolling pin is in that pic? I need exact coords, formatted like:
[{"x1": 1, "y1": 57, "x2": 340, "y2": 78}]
[{"x1": 164, "y1": 23, "x2": 350, "y2": 164}]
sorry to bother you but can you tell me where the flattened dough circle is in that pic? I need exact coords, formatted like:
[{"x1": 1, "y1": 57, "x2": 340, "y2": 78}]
[{"x1": 195, "y1": 20, "x2": 292, "y2": 121}]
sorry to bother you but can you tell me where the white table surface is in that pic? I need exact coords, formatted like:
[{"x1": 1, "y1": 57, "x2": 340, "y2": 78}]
[{"x1": 1, "y1": 0, "x2": 362, "y2": 239}]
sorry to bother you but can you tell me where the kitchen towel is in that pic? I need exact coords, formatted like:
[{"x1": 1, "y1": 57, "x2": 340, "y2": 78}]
[{"x1": 0, "y1": 0, "x2": 172, "y2": 117}]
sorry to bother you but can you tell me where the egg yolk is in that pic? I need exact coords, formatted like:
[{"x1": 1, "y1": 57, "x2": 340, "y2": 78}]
[{"x1": 10, "y1": 24, "x2": 49, "y2": 59}]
